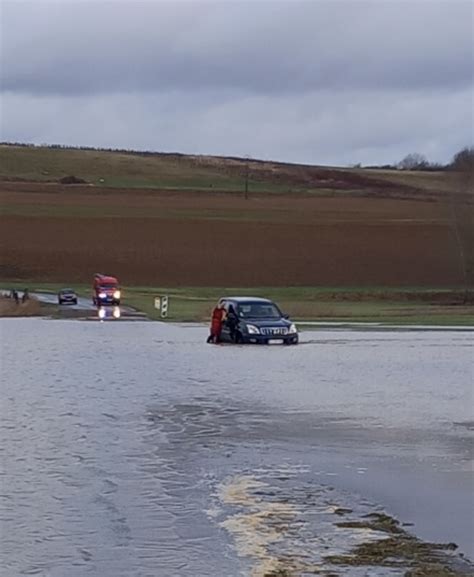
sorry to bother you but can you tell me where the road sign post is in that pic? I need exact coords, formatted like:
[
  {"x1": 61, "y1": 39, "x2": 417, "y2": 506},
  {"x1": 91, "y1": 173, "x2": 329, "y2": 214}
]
[
  {"x1": 154, "y1": 296, "x2": 169, "y2": 318},
  {"x1": 160, "y1": 295, "x2": 169, "y2": 318}
]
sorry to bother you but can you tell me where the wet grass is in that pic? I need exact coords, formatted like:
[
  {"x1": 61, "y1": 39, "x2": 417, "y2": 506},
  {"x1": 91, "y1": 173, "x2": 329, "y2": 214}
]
[
  {"x1": 1, "y1": 282, "x2": 472, "y2": 325},
  {"x1": 0, "y1": 295, "x2": 44, "y2": 317},
  {"x1": 216, "y1": 472, "x2": 472, "y2": 577},
  {"x1": 116, "y1": 287, "x2": 474, "y2": 326},
  {"x1": 333, "y1": 507, "x2": 354, "y2": 516},
  {"x1": 324, "y1": 513, "x2": 463, "y2": 576}
]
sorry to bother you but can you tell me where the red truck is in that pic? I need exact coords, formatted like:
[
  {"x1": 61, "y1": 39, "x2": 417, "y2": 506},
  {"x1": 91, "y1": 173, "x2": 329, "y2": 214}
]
[{"x1": 93, "y1": 273, "x2": 121, "y2": 306}]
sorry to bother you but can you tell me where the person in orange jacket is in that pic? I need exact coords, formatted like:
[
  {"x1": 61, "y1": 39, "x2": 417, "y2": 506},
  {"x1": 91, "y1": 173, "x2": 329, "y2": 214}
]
[{"x1": 207, "y1": 302, "x2": 226, "y2": 344}]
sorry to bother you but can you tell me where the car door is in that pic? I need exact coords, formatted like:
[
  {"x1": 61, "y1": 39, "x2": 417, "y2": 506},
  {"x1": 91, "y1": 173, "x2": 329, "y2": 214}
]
[{"x1": 219, "y1": 300, "x2": 232, "y2": 342}]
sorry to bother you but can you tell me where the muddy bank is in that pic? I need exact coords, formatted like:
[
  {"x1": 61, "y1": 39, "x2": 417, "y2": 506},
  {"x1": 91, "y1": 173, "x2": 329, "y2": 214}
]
[
  {"x1": 0, "y1": 294, "x2": 42, "y2": 316},
  {"x1": 214, "y1": 473, "x2": 471, "y2": 576}
]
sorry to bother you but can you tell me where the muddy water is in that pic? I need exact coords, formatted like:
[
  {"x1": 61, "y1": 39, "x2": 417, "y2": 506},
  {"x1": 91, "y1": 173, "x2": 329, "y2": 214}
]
[{"x1": 0, "y1": 319, "x2": 472, "y2": 576}]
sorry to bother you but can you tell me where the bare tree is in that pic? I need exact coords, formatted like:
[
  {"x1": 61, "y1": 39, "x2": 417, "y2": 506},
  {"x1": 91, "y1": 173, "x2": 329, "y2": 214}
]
[
  {"x1": 450, "y1": 146, "x2": 474, "y2": 177},
  {"x1": 447, "y1": 147, "x2": 474, "y2": 303},
  {"x1": 397, "y1": 152, "x2": 429, "y2": 170}
]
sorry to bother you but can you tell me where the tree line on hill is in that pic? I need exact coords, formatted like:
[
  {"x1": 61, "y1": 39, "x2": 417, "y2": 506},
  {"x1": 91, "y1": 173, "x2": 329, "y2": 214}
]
[
  {"x1": 0, "y1": 141, "x2": 189, "y2": 160},
  {"x1": 354, "y1": 147, "x2": 474, "y2": 172}
]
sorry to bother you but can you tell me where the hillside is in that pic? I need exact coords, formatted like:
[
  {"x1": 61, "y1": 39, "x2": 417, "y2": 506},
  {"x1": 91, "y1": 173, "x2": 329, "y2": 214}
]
[{"x1": 0, "y1": 144, "x2": 460, "y2": 198}]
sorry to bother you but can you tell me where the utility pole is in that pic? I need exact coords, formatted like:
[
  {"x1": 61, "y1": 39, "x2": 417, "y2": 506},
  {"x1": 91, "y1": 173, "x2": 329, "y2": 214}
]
[{"x1": 244, "y1": 156, "x2": 250, "y2": 200}]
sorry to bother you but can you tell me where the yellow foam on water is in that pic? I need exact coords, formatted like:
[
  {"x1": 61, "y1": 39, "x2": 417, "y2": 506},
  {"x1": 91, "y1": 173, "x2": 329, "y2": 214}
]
[
  {"x1": 217, "y1": 474, "x2": 302, "y2": 577},
  {"x1": 215, "y1": 472, "x2": 400, "y2": 576}
]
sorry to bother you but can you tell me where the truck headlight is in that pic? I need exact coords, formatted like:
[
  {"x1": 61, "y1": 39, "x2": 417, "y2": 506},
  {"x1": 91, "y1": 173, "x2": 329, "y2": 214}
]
[
  {"x1": 246, "y1": 324, "x2": 260, "y2": 334},
  {"x1": 113, "y1": 290, "x2": 121, "y2": 299},
  {"x1": 288, "y1": 323, "x2": 297, "y2": 334},
  {"x1": 99, "y1": 292, "x2": 107, "y2": 299}
]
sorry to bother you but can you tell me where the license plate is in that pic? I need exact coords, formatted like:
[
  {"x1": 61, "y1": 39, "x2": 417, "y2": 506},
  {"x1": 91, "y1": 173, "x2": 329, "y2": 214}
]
[{"x1": 268, "y1": 339, "x2": 283, "y2": 344}]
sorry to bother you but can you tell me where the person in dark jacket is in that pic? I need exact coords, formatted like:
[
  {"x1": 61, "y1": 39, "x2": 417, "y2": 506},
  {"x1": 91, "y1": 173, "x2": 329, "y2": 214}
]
[
  {"x1": 22, "y1": 288, "x2": 29, "y2": 303},
  {"x1": 226, "y1": 304, "x2": 239, "y2": 342}
]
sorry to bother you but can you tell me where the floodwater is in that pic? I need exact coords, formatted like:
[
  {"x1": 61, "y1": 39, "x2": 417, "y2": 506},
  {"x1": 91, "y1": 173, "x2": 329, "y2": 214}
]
[{"x1": 0, "y1": 319, "x2": 473, "y2": 576}]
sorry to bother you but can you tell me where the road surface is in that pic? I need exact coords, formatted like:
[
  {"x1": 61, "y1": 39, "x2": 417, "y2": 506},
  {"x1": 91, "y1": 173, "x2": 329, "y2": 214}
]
[{"x1": 1, "y1": 289, "x2": 143, "y2": 319}]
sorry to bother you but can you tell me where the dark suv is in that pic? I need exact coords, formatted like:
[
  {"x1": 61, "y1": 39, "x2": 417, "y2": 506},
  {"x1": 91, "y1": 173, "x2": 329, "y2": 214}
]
[{"x1": 218, "y1": 297, "x2": 298, "y2": 345}]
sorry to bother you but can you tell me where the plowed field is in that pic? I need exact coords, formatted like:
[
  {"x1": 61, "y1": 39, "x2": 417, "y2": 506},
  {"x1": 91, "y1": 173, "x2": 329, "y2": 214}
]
[{"x1": 1, "y1": 182, "x2": 472, "y2": 287}]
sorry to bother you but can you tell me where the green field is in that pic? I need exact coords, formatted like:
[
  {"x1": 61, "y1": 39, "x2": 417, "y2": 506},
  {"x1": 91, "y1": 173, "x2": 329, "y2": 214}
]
[
  {"x1": 122, "y1": 286, "x2": 474, "y2": 326},
  {"x1": 0, "y1": 145, "x2": 305, "y2": 192},
  {"x1": 3, "y1": 282, "x2": 473, "y2": 325}
]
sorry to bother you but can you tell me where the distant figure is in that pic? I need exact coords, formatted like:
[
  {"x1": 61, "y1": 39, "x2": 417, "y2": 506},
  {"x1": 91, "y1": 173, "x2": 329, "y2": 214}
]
[
  {"x1": 22, "y1": 288, "x2": 29, "y2": 303},
  {"x1": 226, "y1": 304, "x2": 239, "y2": 342},
  {"x1": 207, "y1": 303, "x2": 226, "y2": 344},
  {"x1": 11, "y1": 289, "x2": 19, "y2": 305}
]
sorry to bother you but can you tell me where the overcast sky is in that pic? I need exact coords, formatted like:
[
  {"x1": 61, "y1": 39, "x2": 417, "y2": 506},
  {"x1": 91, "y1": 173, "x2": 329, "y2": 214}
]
[{"x1": 1, "y1": 0, "x2": 473, "y2": 166}]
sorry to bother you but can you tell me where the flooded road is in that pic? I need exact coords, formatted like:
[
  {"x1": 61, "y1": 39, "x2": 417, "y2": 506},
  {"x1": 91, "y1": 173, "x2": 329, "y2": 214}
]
[{"x1": 1, "y1": 319, "x2": 473, "y2": 576}]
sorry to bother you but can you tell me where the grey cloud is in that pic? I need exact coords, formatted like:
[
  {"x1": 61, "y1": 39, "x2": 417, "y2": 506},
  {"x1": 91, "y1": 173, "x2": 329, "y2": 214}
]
[
  {"x1": 2, "y1": 85, "x2": 471, "y2": 165},
  {"x1": 2, "y1": 1, "x2": 473, "y2": 95},
  {"x1": 1, "y1": 0, "x2": 472, "y2": 165}
]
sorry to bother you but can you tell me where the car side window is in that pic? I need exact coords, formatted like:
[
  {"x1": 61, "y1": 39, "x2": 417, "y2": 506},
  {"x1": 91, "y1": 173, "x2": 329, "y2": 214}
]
[{"x1": 239, "y1": 305, "x2": 251, "y2": 317}]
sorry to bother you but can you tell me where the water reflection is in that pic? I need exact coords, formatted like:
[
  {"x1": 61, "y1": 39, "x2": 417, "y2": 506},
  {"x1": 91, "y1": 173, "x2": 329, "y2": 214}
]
[{"x1": 98, "y1": 306, "x2": 121, "y2": 320}]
